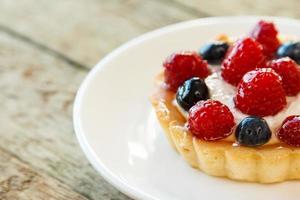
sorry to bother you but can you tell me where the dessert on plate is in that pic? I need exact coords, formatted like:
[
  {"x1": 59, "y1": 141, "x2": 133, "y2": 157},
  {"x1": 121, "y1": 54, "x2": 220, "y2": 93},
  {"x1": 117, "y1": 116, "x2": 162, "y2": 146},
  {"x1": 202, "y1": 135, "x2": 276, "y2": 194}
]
[{"x1": 151, "y1": 20, "x2": 300, "y2": 183}]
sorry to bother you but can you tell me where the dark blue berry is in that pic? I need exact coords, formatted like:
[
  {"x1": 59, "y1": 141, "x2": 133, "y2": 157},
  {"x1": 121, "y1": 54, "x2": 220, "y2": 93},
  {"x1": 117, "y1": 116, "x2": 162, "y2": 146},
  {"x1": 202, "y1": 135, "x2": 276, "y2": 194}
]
[
  {"x1": 235, "y1": 116, "x2": 271, "y2": 147},
  {"x1": 277, "y1": 42, "x2": 300, "y2": 64},
  {"x1": 199, "y1": 42, "x2": 229, "y2": 64},
  {"x1": 176, "y1": 77, "x2": 209, "y2": 111}
]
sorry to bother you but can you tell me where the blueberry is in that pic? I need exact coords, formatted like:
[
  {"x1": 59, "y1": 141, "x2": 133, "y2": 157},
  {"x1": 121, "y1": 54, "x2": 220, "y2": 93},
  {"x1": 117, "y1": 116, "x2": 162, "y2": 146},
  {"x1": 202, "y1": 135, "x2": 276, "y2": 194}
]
[
  {"x1": 176, "y1": 77, "x2": 209, "y2": 111},
  {"x1": 277, "y1": 42, "x2": 300, "y2": 64},
  {"x1": 235, "y1": 116, "x2": 271, "y2": 147},
  {"x1": 199, "y1": 42, "x2": 229, "y2": 64}
]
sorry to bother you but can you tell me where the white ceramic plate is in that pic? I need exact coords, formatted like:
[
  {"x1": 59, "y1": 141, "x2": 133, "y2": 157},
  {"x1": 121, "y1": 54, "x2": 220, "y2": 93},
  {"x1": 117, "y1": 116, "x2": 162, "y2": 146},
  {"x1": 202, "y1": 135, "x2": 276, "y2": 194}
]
[{"x1": 73, "y1": 16, "x2": 300, "y2": 200}]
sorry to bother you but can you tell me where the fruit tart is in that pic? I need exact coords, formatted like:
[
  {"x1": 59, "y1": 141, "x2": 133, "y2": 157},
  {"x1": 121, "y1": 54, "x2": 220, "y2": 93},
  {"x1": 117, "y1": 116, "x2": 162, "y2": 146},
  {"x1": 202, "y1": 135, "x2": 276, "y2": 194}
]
[{"x1": 150, "y1": 20, "x2": 300, "y2": 183}]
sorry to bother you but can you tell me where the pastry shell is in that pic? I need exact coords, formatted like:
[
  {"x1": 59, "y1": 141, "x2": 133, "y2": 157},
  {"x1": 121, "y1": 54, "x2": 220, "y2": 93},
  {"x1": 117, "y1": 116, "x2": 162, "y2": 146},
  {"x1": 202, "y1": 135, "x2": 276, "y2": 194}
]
[{"x1": 150, "y1": 74, "x2": 300, "y2": 183}]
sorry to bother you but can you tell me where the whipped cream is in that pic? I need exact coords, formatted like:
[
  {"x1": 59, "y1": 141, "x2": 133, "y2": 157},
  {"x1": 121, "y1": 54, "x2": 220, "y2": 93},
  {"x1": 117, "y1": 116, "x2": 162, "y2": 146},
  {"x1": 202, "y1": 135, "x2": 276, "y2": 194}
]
[{"x1": 175, "y1": 72, "x2": 300, "y2": 144}]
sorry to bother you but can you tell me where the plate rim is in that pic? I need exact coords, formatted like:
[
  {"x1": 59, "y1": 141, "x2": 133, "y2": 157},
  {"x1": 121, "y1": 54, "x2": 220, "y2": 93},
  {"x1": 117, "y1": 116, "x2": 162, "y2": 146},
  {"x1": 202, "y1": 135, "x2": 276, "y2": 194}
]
[{"x1": 73, "y1": 16, "x2": 300, "y2": 200}]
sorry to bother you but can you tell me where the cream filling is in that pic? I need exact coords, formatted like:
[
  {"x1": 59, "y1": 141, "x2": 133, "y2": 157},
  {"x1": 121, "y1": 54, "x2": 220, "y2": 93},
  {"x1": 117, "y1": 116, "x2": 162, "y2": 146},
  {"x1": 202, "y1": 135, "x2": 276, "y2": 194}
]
[{"x1": 174, "y1": 72, "x2": 300, "y2": 144}]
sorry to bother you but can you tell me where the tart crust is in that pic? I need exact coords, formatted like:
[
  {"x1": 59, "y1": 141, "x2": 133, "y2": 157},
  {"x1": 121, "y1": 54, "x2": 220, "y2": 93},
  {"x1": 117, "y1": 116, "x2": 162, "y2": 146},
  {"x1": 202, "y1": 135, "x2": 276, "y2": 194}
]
[{"x1": 151, "y1": 73, "x2": 300, "y2": 183}]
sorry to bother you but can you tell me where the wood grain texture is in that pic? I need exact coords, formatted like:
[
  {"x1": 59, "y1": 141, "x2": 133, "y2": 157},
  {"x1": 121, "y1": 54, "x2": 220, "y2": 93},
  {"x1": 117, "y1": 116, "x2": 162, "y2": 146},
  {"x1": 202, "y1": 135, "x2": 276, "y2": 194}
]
[
  {"x1": 0, "y1": 0, "x2": 203, "y2": 67},
  {"x1": 0, "y1": 147, "x2": 88, "y2": 200},
  {"x1": 0, "y1": 31, "x2": 129, "y2": 200},
  {"x1": 172, "y1": 0, "x2": 300, "y2": 18}
]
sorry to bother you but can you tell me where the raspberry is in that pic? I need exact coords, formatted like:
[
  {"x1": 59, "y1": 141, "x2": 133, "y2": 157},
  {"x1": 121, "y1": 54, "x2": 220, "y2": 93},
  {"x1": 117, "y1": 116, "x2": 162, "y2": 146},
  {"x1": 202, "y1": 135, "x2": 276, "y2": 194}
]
[
  {"x1": 188, "y1": 100, "x2": 235, "y2": 141},
  {"x1": 250, "y1": 20, "x2": 280, "y2": 58},
  {"x1": 163, "y1": 52, "x2": 210, "y2": 92},
  {"x1": 221, "y1": 37, "x2": 265, "y2": 85},
  {"x1": 277, "y1": 115, "x2": 300, "y2": 147},
  {"x1": 234, "y1": 68, "x2": 287, "y2": 117},
  {"x1": 267, "y1": 57, "x2": 300, "y2": 96}
]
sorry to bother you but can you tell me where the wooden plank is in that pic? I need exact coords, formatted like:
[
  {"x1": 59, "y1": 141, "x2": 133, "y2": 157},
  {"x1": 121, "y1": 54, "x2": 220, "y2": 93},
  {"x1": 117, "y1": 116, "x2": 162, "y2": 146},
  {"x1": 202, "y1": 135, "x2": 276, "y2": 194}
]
[
  {"x1": 0, "y1": 31, "x2": 130, "y2": 199},
  {"x1": 171, "y1": 0, "x2": 300, "y2": 18},
  {"x1": 0, "y1": 147, "x2": 88, "y2": 200},
  {"x1": 0, "y1": 0, "x2": 203, "y2": 67}
]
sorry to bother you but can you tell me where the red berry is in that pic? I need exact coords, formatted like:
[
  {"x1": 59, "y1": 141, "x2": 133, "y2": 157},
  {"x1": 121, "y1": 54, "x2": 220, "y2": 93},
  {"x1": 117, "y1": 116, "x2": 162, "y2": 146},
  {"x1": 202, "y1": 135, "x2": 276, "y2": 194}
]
[
  {"x1": 188, "y1": 100, "x2": 235, "y2": 141},
  {"x1": 221, "y1": 37, "x2": 265, "y2": 85},
  {"x1": 234, "y1": 68, "x2": 287, "y2": 117},
  {"x1": 250, "y1": 20, "x2": 280, "y2": 58},
  {"x1": 267, "y1": 57, "x2": 300, "y2": 96},
  {"x1": 277, "y1": 115, "x2": 300, "y2": 147},
  {"x1": 163, "y1": 52, "x2": 210, "y2": 92}
]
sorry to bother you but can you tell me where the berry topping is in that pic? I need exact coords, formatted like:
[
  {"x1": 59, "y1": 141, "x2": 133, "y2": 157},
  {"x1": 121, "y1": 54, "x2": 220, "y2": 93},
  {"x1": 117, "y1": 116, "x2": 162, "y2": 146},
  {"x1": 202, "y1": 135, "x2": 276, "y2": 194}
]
[
  {"x1": 163, "y1": 52, "x2": 210, "y2": 91},
  {"x1": 176, "y1": 77, "x2": 209, "y2": 111},
  {"x1": 235, "y1": 116, "x2": 271, "y2": 147},
  {"x1": 234, "y1": 68, "x2": 287, "y2": 117},
  {"x1": 199, "y1": 41, "x2": 229, "y2": 64},
  {"x1": 277, "y1": 115, "x2": 300, "y2": 147},
  {"x1": 221, "y1": 37, "x2": 265, "y2": 85},
  {"x1": 249, "y1": 20, "x2": 280, "y2": 58},
  {"x1": 267, "y1": 57, "x2": 300, "y2": 96},
  {"x1": 188, "y1": 100, "x2": 235, "y2": 141},
  {"x1": 277, "y1": 42, "x2": 300, "y2": 65}
]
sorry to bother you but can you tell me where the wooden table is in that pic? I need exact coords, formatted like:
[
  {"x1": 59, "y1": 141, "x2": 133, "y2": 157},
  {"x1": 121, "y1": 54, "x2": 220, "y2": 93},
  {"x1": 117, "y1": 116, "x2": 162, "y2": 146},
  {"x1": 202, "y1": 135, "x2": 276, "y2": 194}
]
[{"x1": 0, "y1": 1, "x2": 300, "y2": 199}]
